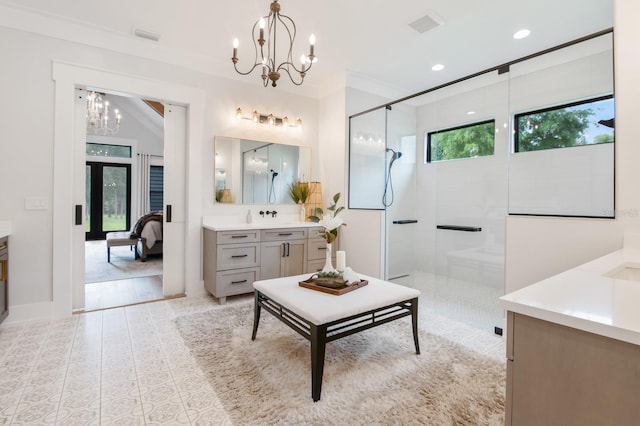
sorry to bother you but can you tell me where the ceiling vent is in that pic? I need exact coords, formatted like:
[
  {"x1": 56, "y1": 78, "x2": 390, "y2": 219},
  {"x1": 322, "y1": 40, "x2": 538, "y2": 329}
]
[{"x1": 408, "y1": 12, "x2": 443, "y2": 34}]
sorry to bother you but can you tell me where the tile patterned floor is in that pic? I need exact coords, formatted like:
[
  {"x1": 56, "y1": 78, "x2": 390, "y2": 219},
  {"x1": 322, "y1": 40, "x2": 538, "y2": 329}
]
[{"x1": 0, "y1": 292, "x2": 504, "y2": 425}]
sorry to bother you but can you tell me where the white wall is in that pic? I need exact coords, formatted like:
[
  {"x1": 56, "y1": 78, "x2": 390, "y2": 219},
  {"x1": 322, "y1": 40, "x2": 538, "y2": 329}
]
[{"x1": 0, "y1": 25, "x2": 319, "y2": 315}]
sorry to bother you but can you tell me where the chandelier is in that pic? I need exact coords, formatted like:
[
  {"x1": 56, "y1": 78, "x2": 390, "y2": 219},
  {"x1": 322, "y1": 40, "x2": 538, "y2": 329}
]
[
  {"x1": 231, "y1": 0, "x2": 317, "y2": 87},
  {"x1": 86, "y1": 91, "x2": 122, "y2": 135}
]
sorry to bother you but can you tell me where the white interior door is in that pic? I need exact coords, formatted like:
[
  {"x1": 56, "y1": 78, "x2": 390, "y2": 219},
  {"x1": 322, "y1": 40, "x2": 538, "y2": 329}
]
[
  {"x1": 72, "y1": 89, "x2": 88, "y2": 310},
  {"x1": 163, "y1": 104, "x2": 187, "y2": 296}
]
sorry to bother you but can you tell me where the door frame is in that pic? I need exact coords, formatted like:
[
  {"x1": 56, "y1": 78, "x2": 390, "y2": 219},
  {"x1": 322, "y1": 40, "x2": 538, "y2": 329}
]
[{"x1": 52, "y1": 61, "x2": 207, "y2": 316}]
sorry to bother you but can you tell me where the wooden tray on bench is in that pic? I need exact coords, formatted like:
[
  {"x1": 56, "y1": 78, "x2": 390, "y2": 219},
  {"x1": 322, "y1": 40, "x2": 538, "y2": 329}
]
[{"x1": 299, "y1": 278, "x2": 368, "y2": 295}]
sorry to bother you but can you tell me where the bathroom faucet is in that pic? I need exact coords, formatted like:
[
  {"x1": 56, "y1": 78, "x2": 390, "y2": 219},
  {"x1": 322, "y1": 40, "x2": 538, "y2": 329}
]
[{"x1": 265, "y1": 210, "x2": 277, "y2": 218}]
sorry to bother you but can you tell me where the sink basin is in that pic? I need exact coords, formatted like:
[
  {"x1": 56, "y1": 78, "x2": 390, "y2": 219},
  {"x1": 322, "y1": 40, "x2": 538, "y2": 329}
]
[{"x1": 603, "y1": 263, "x2": 640, "y2": 282}]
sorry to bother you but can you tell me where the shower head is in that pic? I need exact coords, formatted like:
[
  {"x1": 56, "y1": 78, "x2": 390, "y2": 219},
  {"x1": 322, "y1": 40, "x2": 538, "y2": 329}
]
[
  {"x1": 386, "y1": 148, "x2": 403, "y2": 161},
  {"x1": 270, "y1": 169, "x2": 279, "y2": 179}
]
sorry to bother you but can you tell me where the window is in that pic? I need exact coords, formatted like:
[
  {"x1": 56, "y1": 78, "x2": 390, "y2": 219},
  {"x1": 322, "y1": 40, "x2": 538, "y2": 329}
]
[
  {"x1": 149, "y1": 165, "x2": 164, "y2": 212},
  {"x1": 86, "y1": 143, "x2": 132, "y2": 158},
  {"x1": 426, "y1": 120, "x2": 495, "y2": 162},
  {"x1": 514, "y1": 95, "x2": 614, "y2": 152}
]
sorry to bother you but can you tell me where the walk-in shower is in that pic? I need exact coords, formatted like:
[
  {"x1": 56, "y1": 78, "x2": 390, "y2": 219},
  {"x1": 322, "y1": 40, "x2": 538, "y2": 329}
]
[{"x1": 348, "y1": 30, "x2": 614, "y2": 333}]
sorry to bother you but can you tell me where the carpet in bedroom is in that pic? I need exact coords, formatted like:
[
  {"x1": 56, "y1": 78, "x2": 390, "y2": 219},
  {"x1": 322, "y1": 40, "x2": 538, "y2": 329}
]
[{"x1": 85, "y1": 240, "x2": 162, "y2": 284}]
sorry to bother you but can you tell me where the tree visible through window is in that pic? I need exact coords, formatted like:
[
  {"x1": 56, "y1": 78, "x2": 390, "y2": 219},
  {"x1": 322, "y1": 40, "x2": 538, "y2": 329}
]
[
  {"x1": 427, "y1": 120, "x2": 495, "y2": 162},
  {"x1": 515, "y1": 95, "x2": 614, "y2": 152}
]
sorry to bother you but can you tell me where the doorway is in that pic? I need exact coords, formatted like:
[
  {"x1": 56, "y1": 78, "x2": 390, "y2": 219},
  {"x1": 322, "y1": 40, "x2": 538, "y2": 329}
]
[
  {"x1": 82, "y1": 92, "x2": 166, "y2": 311},
  {"x1": 52, "y1": 61, "x2": 205, "y2": 316}
]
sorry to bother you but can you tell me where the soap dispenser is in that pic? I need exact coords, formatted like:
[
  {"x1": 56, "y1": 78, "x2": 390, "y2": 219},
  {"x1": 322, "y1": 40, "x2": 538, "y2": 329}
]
[{"x1": 246, "y1": 209, "x2": 253, "y2": 224}]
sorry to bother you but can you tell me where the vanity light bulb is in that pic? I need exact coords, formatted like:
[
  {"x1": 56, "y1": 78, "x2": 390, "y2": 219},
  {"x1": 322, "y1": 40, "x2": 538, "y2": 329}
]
[
  {"x1": 236, "y1": 107, "x2": 243, "y2": 119},
  {"x1": 282, "y1": 116, "x2": 289, "y2": 127},
  {"x1": 296, "y1": 118, "x2": 303, "y2": 128},
  {"x1": 233, "y1": 38, "x2": 239, "y2": 48},
  {"x1": 309, "y1": 34, "x2": 316, "y2": 45},
  {"x1": 259, "y1": 18, "x2": 266, "y2": 29},
  {"x1": 253, "y1": 111, "x2": 259, "y2": 122}
]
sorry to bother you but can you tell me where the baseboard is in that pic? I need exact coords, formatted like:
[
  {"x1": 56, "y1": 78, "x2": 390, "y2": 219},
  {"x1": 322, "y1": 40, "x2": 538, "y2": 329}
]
[{"x1": 4, "y1": 301, "x2": 57, "y2": 324}]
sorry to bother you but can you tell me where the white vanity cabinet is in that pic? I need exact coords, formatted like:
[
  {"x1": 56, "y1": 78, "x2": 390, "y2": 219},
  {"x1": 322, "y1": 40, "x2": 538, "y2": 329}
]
[
  {"x1": 260, "y1": 228, "x2": 308, "y2": 280},
  {"x1": 203, "y1": 229, "x2": 261, "y2": 304}
]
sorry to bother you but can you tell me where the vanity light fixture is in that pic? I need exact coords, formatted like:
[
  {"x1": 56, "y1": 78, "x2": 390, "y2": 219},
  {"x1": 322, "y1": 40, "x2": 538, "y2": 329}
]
[
  {"x1": 235, "y1": 107, "x2": 302, "y2": 128},
  {"x1": 231, "y1": 0, "x2": 317, "y2": 87}
]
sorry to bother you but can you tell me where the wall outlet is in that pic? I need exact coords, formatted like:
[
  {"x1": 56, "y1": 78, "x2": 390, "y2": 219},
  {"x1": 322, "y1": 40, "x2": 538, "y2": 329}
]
[{"x1": 25, "y1": 196, "x2": 49, "y2": 210}]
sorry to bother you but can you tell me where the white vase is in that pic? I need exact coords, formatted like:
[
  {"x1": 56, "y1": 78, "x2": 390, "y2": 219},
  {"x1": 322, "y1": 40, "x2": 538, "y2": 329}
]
[
  {"x1": 299, "y1": 203, "x2": 306, "y2": 222},
  {"x1": 322, "y1": 242, "x2": 335, "y2": 273}
]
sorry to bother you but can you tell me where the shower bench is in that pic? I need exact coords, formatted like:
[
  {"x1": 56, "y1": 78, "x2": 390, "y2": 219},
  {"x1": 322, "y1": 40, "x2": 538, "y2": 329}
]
[{"x1": 251, "y1": 273, "x2": 421, "y2": 401}]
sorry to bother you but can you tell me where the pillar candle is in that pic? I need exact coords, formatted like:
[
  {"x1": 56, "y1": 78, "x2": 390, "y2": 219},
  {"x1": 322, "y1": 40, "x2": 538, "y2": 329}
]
[{"x1": 336, "y1": 250, "x2": 346, "y2": 272}]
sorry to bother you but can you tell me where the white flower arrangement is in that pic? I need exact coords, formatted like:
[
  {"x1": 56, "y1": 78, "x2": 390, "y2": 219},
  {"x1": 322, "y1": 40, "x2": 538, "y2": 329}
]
[{"x1": 308, "y1": 193, "x2": 346, "y2": 244}]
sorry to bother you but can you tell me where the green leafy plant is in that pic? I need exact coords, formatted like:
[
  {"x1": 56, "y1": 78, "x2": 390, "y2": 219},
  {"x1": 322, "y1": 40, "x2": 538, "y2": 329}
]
[
  {"x1": 288, "y1": 181, "x2": 310, "y2": 204},
  {"x1": 308, "y1": 192, "x2": 346, "y2": 244}
]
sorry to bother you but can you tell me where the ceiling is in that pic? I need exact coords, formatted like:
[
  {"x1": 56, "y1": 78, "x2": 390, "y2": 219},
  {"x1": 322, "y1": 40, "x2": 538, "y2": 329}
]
[{"x1": 0, "y1": 0, "x2": 613, "y2": 98}]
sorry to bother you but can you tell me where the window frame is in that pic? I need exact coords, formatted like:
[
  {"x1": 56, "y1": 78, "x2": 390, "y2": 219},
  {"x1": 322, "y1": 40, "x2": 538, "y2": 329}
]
[
  {"x1": 426, "y1": 119, "x2": 496, "y2": 163},
  {"x1": 513, "y1": 94, "x2": 614, "y2": 153}
]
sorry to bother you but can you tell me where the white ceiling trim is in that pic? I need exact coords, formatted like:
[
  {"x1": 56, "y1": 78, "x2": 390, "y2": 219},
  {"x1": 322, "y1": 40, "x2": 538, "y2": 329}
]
[{"x1": 0, "y1": 2, "x2": 323, "y2": 98}]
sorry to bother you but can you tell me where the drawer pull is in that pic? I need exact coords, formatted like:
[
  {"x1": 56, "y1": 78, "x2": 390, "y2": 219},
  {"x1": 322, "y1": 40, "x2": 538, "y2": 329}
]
[
  {"x1": 0, "y1": 244, "x2": 7, "y2": 251},
  {"x1": 231, "y1": 279, "x2": 248, "y2": 284},
  {"x1": 278, "y1": 233, "x2": 293, "y2": 236},
  {"x1": 231, "y1": 235, "x2": 248, "y2": 239},
  {"x1": 317, "y1": 247, "x2": 326, "y2": 251},
  {"x1": 231, "y1": 254, "x2": 248, "y2": 258}
]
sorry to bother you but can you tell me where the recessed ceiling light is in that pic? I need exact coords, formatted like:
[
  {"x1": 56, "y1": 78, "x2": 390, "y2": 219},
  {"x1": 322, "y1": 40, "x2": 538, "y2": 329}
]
[
  {"x1": 467, "y1": 111, "x2": 476, "y2": 115},
  {"x1": 513, "y1": 29, "x2": 531, "y2": 40},
  {"x1": 432, "y1": 64, "x2": 445, "y2": 71}
]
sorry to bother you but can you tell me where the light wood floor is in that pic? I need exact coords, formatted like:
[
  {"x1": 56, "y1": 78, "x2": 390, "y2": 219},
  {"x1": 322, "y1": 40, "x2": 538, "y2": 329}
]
[{"x1": 84, "y1": 275, "x2": 165, "y2": 311}]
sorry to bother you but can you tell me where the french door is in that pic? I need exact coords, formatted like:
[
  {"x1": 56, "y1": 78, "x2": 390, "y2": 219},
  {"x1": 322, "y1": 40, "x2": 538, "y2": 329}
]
[{"x1": 85, "y1": 162, "x2": 132, "y2": 240}]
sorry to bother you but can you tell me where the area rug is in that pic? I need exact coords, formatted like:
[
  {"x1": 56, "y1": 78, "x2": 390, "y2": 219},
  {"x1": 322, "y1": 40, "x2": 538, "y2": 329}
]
[
  {"x1": 175, "y1": 303, "x2": 505, "y2": 425},
  {"x1": 85, "y1": 240, "x2": 162, "y2": 283}
]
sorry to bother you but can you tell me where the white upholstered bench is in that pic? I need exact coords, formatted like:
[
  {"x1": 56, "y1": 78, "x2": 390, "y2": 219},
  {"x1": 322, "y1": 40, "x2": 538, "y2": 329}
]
[
  {"x1": 252, "y1": 274, "x2": 421, "y2": 402},
  {"x1": 105, "y1": 231, "x2": 138, "y2": 263}
]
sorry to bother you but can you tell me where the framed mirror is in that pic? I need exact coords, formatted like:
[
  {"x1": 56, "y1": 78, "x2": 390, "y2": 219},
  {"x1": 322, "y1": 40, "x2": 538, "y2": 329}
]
[{"x1": 214, "y1": 136, "x2": 311, "y2": 204}]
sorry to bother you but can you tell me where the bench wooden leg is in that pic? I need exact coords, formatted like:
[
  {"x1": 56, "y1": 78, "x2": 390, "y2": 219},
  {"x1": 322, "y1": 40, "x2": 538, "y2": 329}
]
[
  {"x1": 411, "y1": 298, "x2": 420, "y2": 355},
  {"x1": 251, "y1": 291, "x2": 261, "y2": 340},
  {"x1": 310, "y1": 324, "x2": 328, "y2": 402}
]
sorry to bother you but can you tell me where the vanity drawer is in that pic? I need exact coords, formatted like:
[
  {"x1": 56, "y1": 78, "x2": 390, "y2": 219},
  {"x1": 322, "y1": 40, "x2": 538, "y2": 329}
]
[
  {"x1": 215, "y1": 268, "x2": 259, "y2": 297},
  {"x1": 307, "y1": 238, "x2": 330, "y2": 261},
  {"x1": 217, "y1": 230, "x2": 260, "y2": 244},
  {"x1": 216, "y1": 243, "x2": 260, "y2": 270},
  {"x1": 261, "y1": 228, "x2": 308, "y2": 242}
]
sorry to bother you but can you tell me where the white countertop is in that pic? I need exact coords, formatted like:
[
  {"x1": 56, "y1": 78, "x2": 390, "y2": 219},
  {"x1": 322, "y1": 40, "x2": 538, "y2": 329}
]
[
  {"x1": 0, "y1": 221, "x2": 11, "y2": 238},
  {"x1": 500, "y1": 247, "x2": 640, "y2": 346},
  {"x1": 202, "y1": 216, "x2": 320, "y2": 232}
]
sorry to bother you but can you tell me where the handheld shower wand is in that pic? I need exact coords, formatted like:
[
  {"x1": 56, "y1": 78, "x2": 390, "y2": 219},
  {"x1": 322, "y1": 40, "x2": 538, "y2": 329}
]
[{"x1": 383, "y1": 148, "x2": 403, "y2": 207}]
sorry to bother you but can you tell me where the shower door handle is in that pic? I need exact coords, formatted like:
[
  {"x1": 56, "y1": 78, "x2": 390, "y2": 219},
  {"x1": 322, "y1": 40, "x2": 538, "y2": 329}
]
[
  {"x1": 166, "y1": 205, "x2": 172, "y2": 223},
  {"x1": 392, "y1": 220, "x2": 418, "y2": 224}
]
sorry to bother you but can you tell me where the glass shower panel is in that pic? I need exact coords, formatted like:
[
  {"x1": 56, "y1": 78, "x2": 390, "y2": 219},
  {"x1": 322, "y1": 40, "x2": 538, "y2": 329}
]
[
  {"x1": 349, "y1": 108, "x2": 386, "y2": 209},
  {"x1": 384, "y1": 101, "x2": 418, "y2": 280},
  {"x1": 429, "y1": 72, "x2": 509, "y2": 332}
]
